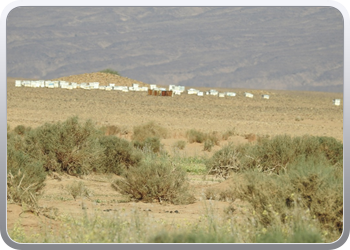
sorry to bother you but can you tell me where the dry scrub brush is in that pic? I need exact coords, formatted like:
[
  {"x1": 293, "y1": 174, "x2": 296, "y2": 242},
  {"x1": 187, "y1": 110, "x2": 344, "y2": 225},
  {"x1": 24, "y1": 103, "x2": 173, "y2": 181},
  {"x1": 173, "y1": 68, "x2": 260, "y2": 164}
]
[
  {"x1": 7, "y1": 137, "x2": 46, "y2": 208},
  {"x1": 112, "y1": 152, "x2": 195, "y2": 204}
]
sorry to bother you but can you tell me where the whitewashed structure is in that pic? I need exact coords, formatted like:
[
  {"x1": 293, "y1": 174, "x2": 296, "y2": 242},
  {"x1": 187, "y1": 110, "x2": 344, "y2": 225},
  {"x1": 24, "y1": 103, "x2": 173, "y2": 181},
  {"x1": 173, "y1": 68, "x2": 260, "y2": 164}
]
[
  {"x1": 262, "y1": 94, "x2": 270, "y2": 99},
  {"x1": 209, "y1": 89, "x2": 218, "y2": 96},
  {"x1": 333, "y1": 99, "x2": 341, "y2": 106},
  {"x1": 244, "y1": 92, "x2": 254, "y2": 98},
  {"x1": 187, "y1": 88, "x2": 199, "y2": 95},
  {"x1": 226, "y1": 92, "x2": 236, "y2": 97},
  {"x1": 197, "y1": 91, "x2": 204, "y2": 96},
  {"x1": 150, "y1": 84, "x2": 157, "y2": 90},
  {"x1": 15, "y1": 80, "x2": 22, "y2": 87},
  {"x1": 218, "y1": 93, "x2": 225, "y2": 98}
]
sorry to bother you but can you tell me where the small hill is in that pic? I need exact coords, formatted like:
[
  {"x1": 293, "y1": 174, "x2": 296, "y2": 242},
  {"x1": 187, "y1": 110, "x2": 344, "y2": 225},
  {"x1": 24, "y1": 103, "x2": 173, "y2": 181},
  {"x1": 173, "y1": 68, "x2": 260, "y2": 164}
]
[{"x1": 51, "y1": 72, "x2": 149, "y2": 87}]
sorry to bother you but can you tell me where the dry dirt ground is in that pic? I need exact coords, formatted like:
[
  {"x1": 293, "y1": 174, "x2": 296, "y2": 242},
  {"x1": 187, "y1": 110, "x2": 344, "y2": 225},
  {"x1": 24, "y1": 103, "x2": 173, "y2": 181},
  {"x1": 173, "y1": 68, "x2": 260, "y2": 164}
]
[{"x1": 6, "y1": 75, "x2": 343, "y2": 241}]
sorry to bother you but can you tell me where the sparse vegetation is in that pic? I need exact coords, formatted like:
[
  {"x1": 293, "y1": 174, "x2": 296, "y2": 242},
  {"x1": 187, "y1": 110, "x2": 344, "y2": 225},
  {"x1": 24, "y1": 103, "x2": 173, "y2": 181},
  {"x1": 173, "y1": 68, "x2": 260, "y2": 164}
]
[
  {"x1": 99, "y1": 68, "x2": 120, "y2": 76},
  {"x1": 7, "y1": 117, "x2": 343, "y2": 243}
]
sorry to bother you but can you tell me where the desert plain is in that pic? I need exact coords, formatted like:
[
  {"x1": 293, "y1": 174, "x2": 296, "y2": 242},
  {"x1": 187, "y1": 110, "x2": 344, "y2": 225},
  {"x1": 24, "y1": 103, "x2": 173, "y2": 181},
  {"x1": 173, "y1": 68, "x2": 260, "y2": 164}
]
[{"x1": 6, "y1": 73, "x2": 344, "y2": 243}]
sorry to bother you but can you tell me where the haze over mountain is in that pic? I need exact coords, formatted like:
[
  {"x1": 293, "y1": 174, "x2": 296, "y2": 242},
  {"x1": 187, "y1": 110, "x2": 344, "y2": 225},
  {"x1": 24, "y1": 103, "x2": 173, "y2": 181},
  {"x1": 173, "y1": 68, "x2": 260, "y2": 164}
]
[{"x1": 6, "y1": 6, "x2": 344, "y2": 92}]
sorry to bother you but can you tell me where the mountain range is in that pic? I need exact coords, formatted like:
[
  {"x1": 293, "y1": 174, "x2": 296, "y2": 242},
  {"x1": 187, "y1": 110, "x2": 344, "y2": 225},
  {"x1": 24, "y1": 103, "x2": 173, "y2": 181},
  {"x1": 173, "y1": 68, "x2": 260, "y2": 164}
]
[{"x1": 6, "y1": 6, "x2": 344, "y2": 92}]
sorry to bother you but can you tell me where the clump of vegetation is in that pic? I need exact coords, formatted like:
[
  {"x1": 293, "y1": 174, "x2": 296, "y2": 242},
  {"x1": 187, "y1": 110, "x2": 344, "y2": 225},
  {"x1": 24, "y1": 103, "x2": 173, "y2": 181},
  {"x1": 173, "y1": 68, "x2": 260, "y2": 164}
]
[
  {"x1": 233, "y1": 155, "x2": 343, "y2": 239},
  {"x1": 99, "y1": 68, "x2": 120, "y2": 76},
  {"x1": 206, "y1": 143, "x2": 241, "y2": 178},
  {"x1": 112, "y1": 153, "x2": 195, "y2": 204},
  {"x1": 7, "y1": 140, "x2": 46, "y2": 208},
  {"x1": 13, "y1": 125, "x2": 26, "y2": 135},
  {"x1": 222, "y1": 128, "x2": 236, "y2": 140},
  {"x1": 203, "y1": 139, "x2": 214, "y2": 152},
  {"x1": 150, "y1": 231, "x2": 235, "y2": 243},
  {"x1": 65, "y1": 181, "x2": 91, "y2": 200},
  {"x1": 186, "y1": 129, "x2": 220, "y2": 147},
  {"x1": 207, "y1": 135, "x2": 343, "y2": 176},
  {"x1": 132, "y1": 121, "x2": 168, "y2": 142},
  {"x1": 22, "y1": 117, "x2": 105, "y2": 176},
  {"x1": 173, "y1": 140, "x2": 186, "y2": 150},
  {"x1": 186, "y1": 129, "x2": 206, "y2": 143},
  {"x1": 133, "y1": 137, "x2": 163, "y2": 153},
  {"x1": 99, "y1": 135, "x2": 142, "y2": 174}
]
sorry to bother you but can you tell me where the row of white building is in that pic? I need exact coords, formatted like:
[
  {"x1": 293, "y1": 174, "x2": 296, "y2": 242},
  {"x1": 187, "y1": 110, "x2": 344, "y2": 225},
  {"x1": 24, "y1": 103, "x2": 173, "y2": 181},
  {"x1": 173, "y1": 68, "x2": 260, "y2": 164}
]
[
  {"x1": 15, "y1": 80, "x2": 149, "y2": 92},
  {"x1": 14, "y1": 80, "x2": 269, "y2": 98}
]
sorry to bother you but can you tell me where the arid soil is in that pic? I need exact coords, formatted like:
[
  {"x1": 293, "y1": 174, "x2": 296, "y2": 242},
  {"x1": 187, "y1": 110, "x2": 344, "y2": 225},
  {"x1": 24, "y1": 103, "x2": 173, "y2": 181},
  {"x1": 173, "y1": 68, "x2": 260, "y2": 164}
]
[{"x1": 6, "y1": 74, "x2": 343, "y2": 240}]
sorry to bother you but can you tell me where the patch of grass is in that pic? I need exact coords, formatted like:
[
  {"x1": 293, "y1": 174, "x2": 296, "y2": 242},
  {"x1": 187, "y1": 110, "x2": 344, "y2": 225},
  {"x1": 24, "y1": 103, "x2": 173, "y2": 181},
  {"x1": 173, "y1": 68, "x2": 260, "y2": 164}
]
[{"x1": 203, "y1": 139, "x2": 214, "y2": 152}]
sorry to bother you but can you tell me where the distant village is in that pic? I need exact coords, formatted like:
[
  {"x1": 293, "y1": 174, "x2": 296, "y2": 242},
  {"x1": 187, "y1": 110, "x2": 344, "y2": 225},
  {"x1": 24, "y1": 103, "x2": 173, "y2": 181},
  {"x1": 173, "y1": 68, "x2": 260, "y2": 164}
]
[{"x1": 14, "y1": 80, "x2": 341, "y2": 105}]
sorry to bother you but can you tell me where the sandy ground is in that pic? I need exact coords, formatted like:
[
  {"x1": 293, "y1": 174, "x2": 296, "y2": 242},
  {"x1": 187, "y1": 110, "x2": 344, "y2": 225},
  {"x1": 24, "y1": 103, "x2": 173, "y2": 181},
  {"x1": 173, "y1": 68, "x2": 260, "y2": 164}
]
[{"x1": 6, "y1": 76, "x2": 343, "y2": 240}]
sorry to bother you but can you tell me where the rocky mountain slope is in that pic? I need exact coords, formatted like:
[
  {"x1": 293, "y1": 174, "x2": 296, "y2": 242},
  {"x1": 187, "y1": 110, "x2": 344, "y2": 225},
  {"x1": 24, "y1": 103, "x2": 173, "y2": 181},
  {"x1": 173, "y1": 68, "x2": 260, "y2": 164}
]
[{"x1": 7, "y1": 7, "x2": 343, "y2": 92}]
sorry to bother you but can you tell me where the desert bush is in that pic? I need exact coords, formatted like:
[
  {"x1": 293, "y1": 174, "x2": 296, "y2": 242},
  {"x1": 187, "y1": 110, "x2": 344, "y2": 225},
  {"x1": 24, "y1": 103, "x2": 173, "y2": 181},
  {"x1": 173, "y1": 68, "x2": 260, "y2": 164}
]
[
  {"x1": 13, "y1": 125, "x2": 26, "y2": 135},
  {"x1": 133, "y1": 137, "x2": 163, "y2": 153},
  {"x1": 7, "y1": 142, "x2": 46, "y2": 207},
  {"x1": 186, "y1": 129, "x2": 206, "y2": 143},
  {"x1": 173, "y1": 140, "x2": 186, "y2": 150},
  {"x1": 222, "y1": 128, "x2": 236, "y2": 140},
  {"x1": 22, "y1": 117, "x2": 105, "y2": 176},
  {"x1": 112, "y1": 153, "x2": 195, "y2": 204},
  {"x1": 99, "y1": 135, "x2": 142, "y2": 174},
  {"x1": 203, "y1": 139, "x2": 214, "y2": 152},
  {"x1": 233, "y1": 156, "x2": 343, "y2": 239},
  {"x1": 206, "y1": 143, "x2": 241, "y2": 178},
  {"x1": 186, "y1": 129, "x2": 220, "y2": 146},
  {"x1": 132, "y1": 121, "x2": 168, "y2": 142},
  {"x1": 207, "y1": 135, "x2": 343, "y2": 176},
  {"x1": 65, "y1": 181, "x2": 91, "y2": 200}
]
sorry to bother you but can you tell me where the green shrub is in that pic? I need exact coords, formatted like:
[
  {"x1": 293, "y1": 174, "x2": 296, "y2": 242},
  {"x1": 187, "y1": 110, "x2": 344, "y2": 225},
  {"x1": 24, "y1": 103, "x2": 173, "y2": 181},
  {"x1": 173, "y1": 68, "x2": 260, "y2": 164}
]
[
  {"x1": 206, "y1": 143, "x2": 241, "y2": 178},
  {"x1": 14, "y1": 125, "x2": 26, "y2": 135},
  {"x1": 133, "y1": 137, "x2": 163, "y2": 153},
  {"x1": 99, "y1": 135, "x2": 142, "y2": 174},
  {"x1": 233, "y1": 156, "x2": 343, "y2": 239},
  {"x1": 112, "y1": 154, "x2": 195, "y2": 204},
  {"x1": 7, "y1": 141, "x2": 46, "y2": 207},
  {"x1": 207, "y1": 135, "x2": 343, "y2": 176},
  {"x1": 99, "y1": 68, "x2": 120, "y2": 75},
  {"x1": 132, "y1": 121, "x2": 168, "y2": 142},
  {"x1": 22, "y1": 117, "x2": 104, "y2": 176}
]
